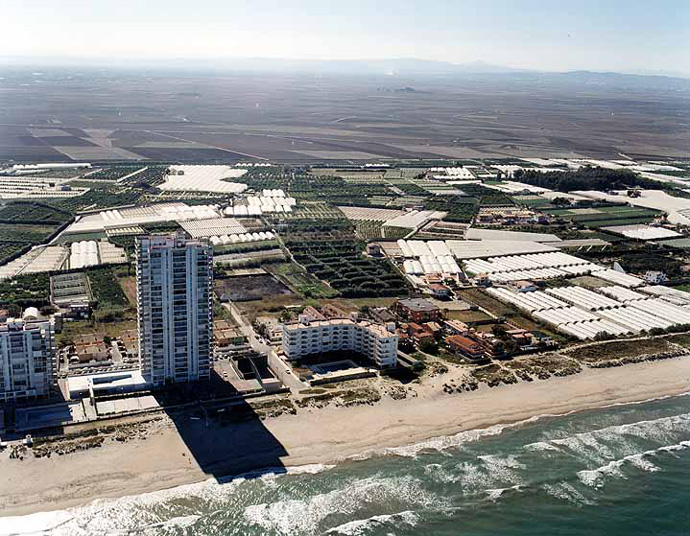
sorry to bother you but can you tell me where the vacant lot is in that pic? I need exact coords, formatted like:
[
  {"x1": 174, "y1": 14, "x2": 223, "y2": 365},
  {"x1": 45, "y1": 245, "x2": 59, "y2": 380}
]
[
  {"x1": 215, "y1": 275, "x2": 293, "y2": 302},
  {"x1": 118, "y1": 275, "x2": 137, "y2": 306},
  {"x1": 265, "y1": 262, "x2": 338, "y2": 299},
  {"x1": 446, "y1": 310, "x2": 493, "y2": 323},
  {"x1": 562, "y1": 338, "x2": 675, "y2": 362},
  {"x1": 455, "y1": 288, "x2": 513, "y2": 317}
]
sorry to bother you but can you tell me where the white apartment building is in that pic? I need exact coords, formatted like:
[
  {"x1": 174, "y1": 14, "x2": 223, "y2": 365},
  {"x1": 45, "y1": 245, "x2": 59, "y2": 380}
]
[
  {"x1": 282, "y1": 318, "x2": 398, "y2": 368},
  {"x1": 136, "y1": 233, "x2": 213, "y2": 386},
  {"x1": 0, "y1": 317, "x2": 55, "y2": 401}
]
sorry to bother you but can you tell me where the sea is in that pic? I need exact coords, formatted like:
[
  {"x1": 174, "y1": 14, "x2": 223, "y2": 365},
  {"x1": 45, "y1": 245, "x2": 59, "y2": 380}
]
[{"x1": 4, "y1": 394, "x2": 690, "y2": 536}]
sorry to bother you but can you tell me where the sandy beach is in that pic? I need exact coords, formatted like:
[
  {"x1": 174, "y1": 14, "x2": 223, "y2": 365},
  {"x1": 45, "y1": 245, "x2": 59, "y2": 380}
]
[{"x1": 1, "y1": 356, "x2": 689, "y2": 517}]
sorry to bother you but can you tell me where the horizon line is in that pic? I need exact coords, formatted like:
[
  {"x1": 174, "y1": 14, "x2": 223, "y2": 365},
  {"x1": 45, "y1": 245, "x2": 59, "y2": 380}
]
[{"x1": 0, "y1": 55, "x2": 688, "y2": 80}]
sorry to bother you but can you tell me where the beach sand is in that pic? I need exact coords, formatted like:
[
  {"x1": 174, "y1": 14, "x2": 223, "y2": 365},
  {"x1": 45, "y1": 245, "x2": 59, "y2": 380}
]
[{"x1": 1, "y1": 356, "x2": 689, "y2": 517}]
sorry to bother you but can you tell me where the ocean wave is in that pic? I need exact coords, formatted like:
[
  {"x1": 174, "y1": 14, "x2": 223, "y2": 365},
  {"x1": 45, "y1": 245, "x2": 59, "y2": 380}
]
[
  {"x1": 485, "y1": 485, "x2": 523, "y2": 501},
  {"x1": 523, "y1": 441, "x2": 561, "y2": 452},
  {"x1": 285, "y1": 463, "x2": 337, "y2": 475},
  {"x1": 577, "y1": 440, "x2": 690, "y2": 488},
  {"x1": 0, "y1": 510, "x2": 75, "y2": 536},
  {"x1": 1, "y1": 463, "x2": 337, "y2": 535},
  {"x1": 423, "y1": 454, "x2": 525, "y2": 493},
  {"x1": 541, "y1": 482, "x2": 595, "y2": 506},
  {"x1": 539, "y1": 412, "x2": 690, "y2": 465},
  {"x1": 326, "y1": 510, "x2": 419, "y2": 535},
  {"x1": 140, "y1": 514, "x2": 202, "y2": 532},
  {"x1": 477, "y1": 455, "x2": 525, "y2": 483},
  {"x1": 243, "y1": 475, "x2": 446, "y2": 536}
]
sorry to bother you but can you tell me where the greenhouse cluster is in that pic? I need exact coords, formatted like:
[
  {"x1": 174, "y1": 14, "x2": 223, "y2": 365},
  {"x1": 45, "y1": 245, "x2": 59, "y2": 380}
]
[{"x1": 209, "y1": 231, "x2": 275, "y2": 246}]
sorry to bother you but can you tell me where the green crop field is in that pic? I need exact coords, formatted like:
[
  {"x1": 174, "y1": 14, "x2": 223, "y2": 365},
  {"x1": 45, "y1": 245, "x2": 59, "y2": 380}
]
[
  {"x1": 0, "y1": 202, "x2": 72, "y2": 224},
  {"x1": 0, "y1": 273, "x2": 51, "y2": 310},
  {"x1": 659, "y1": 238, "x2": 690, "y2": 250},
  {"x1": 284, "y1": 226, "x2": 410, "y2": 298},
  {"x1": 0, "y1": 224, "x2": 56, "y2": 244},
  {"x1": 587, "y1": 217, "x2": 662, "y2": 228}
]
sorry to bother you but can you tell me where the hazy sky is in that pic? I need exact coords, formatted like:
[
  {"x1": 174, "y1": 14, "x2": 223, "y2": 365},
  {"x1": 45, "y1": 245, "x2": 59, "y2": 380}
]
[{"x1": 2, "y1": 0, "x2": 688, "y2": 73}]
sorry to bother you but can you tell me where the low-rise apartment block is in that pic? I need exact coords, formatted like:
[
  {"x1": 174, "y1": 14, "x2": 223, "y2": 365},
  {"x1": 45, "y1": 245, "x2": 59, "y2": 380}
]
[
  {"x1": 282, "y1": 318, "x2": 398, "y2": 368},
  {"x1": 446, "y1": 335, "x2": 484, "y2": 360},
  {"x1": 395, "y1": 298, "x2": 442, "y2": 323}
]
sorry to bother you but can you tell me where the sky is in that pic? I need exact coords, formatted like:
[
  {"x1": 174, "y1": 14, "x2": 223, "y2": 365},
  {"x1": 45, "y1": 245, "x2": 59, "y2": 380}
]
[{"x1": 2, "y1": 0, "x2": 689, "y2": 74}]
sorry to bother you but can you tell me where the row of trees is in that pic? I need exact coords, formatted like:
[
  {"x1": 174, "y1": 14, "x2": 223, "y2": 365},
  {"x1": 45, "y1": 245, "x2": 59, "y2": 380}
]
[{"x1": 513, "y1": 166, "x2": 663, "y2": 193}]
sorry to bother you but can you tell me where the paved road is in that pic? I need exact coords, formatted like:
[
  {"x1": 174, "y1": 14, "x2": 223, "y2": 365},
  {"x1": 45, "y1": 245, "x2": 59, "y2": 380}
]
[{"x1": 222, "y1": 302, "x2": 307, "y2": 392}]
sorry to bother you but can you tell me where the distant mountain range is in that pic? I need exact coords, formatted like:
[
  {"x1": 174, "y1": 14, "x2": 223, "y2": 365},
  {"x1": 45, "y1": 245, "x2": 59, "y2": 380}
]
[
  {"x1": 208, "y1": 57, "x2": 530, "y2": 75},
  {"x1": 1, "y1": 56, "x2": 688, "y2": 83}
]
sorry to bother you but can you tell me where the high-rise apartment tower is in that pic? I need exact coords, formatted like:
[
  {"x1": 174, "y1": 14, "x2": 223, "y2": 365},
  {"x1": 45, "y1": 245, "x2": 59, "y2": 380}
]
[{"x1": 136, "y1": 233, "x2": 213, "y2": 386}]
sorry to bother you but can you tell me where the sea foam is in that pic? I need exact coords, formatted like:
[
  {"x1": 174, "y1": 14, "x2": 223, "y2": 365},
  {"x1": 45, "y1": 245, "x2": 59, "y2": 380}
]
[
  {"x1": 0, "y1": 463, "x2": 336, "y2": 535},
  {"x1": 577, "y1": 440, "x2": 690, "y2": 488},
  {"x1": 244, "y1": 475, "x2": 445, "y2": 535},
  {"x1": 326, "y1": 510, "x2": 419, "y2": 535}
]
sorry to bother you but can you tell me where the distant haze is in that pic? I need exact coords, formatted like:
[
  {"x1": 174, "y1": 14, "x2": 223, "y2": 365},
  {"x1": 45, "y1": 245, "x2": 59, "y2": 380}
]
[{"x1": 1, "y1": 0, "x2": 688, "y2": 75}]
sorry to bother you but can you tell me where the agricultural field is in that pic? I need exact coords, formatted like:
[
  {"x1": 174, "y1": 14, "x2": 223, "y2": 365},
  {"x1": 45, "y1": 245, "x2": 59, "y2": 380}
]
[
  {"x1": 244, "y1": 169, "x2": 430, "y2": 209},
  {"x1": 46, "y1": 188, "x2": 143, "y2": 214},
  {"x1": 551, "y1": 227, "x2": 623, "y2": 242},
  {"x1": 337, "y1": 206, "x2": 405, "y2": 240},
  {"x1": 422, "y1": 183, "x2": 513, "y2": 223},
  {"x1": 0, "y1": 272, "x2": 51, "y2": 310},
  {"x1": 212, "y1": 240, "x2": 281, "y2": 256},
  {"x1": 84, "y1": 166, "x2": 146, "y2": 181},
  {"x1": 283, "y1": 225, "x2": 409, "y2": 298},
  {"x1": 294, "y1": 179, "x2": 392, "y2": 206},
  {"x1": 660, "y1": 238, "x2": 690, "y2": 250},
  {"x1": 288, "y1": 242, "x2": 409, "y2": 297},
  {"x1": 0, "y1": 202, "x2": 73, "y2": 264},
  {"x1": 576, "y1": 247, "x2": 686, "y2": 278},
  {"x1": 386, "y1": 180, "x2": 428, "y2": 195},
  {"x1": 0, "y1": 243, "x2": 28, "y2": 266},
  {"x1": 1, "y1": 168, "x2": 88, "y2": 179},
  {"x1": 425, "y1": 196, "x2": 479, "y2": 223},
  {"x1": 382, "y1": 226, "x2": 411, "y2": 239},
  {"x1": 545, "y1": 205, "x2": 661, "y2": 227},
  {"x1": 0, "y1": 202, "x2": 72, "y2": 224},
  {"x1": 354, "y1": 220, "x2": 384, "y2": 240},
  {"x1": 267, "y1": 201, "x2": 343, "y2": 222},
  {"x1": 123, "y1": 166, "x2": 169, "y2": 187},
  {"x1": 0, "y1": 224, "x2": 57, "y2": 244},
  {"x1": 337, "y1": 206, "x2": 404, "y2": 221},
  {"x1": 265, "y1": 262, "x2": 338, "y2": 299},
  {"x1": 2, "y1": 70, "x2": 689, "y2": 165},
  {"x1": 512, "y1": 195, "x2": 556, "y2": 209}
]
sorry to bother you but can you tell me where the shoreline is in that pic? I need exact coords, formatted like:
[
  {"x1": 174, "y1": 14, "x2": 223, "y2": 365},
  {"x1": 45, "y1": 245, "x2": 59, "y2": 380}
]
[{"x1": 1, "y1": 356, "x2": 690, "y2": 518}]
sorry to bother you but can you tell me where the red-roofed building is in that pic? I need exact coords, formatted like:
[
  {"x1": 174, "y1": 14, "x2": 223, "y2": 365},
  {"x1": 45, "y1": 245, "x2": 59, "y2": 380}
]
[
  {"x1": 428, "y1": 283, "x2": 451, "y2": 299},
  {"x1": 446, "y1": 335, "x2": 484, "y2": 360}
]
